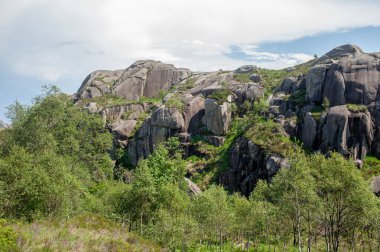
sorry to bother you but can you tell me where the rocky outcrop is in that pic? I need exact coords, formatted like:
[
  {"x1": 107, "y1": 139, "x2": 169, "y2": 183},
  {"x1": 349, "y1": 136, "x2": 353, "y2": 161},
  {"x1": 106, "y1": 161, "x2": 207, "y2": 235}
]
[
  {"x1": 75, "y1": 60, "x2": 191, "y2": 100},
  {"x1": 220, "y1": 137, "x2": 289, "y2": 196},
  {"x1": 185, "y1": 178, "x2": 202, "y2": 195},
  {"x1": 271, "y1": 45, "x2": 380, "y2": 160},
  {"x1": 234, "y1": 65, "x2": 258, "y2": 74},
  {"x1": 203, "y1": 98, "x2": 231, "y2": 135}
]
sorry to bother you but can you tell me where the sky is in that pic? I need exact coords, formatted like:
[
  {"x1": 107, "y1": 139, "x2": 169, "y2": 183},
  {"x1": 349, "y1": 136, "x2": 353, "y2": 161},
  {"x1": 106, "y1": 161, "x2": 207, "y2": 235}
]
[{"x1": 1, "y1": 0, "x2": 380, "y2": 122}]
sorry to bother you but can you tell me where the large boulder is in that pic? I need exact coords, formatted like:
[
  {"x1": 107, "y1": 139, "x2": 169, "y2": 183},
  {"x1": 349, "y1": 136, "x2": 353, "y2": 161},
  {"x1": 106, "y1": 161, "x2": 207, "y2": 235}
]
[
  {"x1": 182, "y1": 96, "x2": 205, "y2": 133},
  {"x1": 234, "y1": 65, "x2": 258, "y2": 74},
  {"x1": 372, "y1": 176, "x2": 380, "y2": 196},
  {"x1": 220, "y1": 138, "x2": 289, "y2": 196},
  {"x1": 320, "y1": 105, "x2": 373, "y2": 160},
  {"x1": 233, "y1": 83, "x2": 264, "y2": 103},
  {"x1": 306, "y1": 65, "x2": 328, "y2": 102},
  {"x1": 315, "y1": 44, "x2": 363, "y2": 64},
  {"x1": 302, "y1": 112, "x2": 317, "y2": 149},
  {"x1": 203, "y1": 98, "x2": 231, "y2": 135},
  {"x1": 75, "y1": 60, "x2": 191, "y2": 101},
  {"x1": 274, "y1": 77, "x2": 298, "y2": 94},
  {"x1": 127, "y1": 105, "x2": 186, "y2": 165}
]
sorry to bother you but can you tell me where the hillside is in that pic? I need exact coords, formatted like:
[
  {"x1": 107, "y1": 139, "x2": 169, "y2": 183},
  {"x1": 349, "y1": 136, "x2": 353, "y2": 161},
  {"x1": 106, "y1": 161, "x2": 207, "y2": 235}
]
[
  {"x1": 0, "y1": 44, "x2": 380, "y2": 251},
  {"x1": 73, "y1": 44, "x2": 380, "y2": 194}
]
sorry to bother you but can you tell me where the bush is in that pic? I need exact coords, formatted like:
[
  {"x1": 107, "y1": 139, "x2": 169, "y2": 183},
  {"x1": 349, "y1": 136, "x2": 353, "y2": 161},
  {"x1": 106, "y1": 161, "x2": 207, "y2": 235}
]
[
  {"x1": 178, "y1": 78, "x2": 196, "y2": 91},
  {"x1": 233, "y1": 73, "x2": 251, "y2": 83},
  {"x1": 347, "y1": 103, "x2": 367, "y2": 113},
  {"x1": 208, "y1": 89, "x2": 231, "y2": 104},
  {"x1": 165, "y1": 94, "x2": 185, "y2": 112},
  {"x1": 0, "y1": 219, "x2": 17, "y2": 251}
]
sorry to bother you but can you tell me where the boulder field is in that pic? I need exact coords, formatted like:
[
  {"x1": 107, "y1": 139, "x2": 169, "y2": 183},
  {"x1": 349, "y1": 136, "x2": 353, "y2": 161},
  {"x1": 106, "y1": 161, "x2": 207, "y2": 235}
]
[{"x1": 74, "y1": 44, "x2": 380, "y2": 195}]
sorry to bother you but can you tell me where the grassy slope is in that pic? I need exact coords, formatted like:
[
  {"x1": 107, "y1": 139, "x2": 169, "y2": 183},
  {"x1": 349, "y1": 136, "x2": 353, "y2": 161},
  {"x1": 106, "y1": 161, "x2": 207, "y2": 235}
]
[{"x1": 6, "y1": 215, "x2": 162, "y2": 252}]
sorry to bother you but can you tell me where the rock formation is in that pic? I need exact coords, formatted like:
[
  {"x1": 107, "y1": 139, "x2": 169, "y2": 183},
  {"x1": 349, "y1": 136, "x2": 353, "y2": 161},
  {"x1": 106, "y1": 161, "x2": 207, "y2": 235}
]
[
  {"x1": 270, "y1": 44, "x2": 380, "y2": 160},
  {"x1": 73, "y1": 44, "x2": 380, "y2": 196}
]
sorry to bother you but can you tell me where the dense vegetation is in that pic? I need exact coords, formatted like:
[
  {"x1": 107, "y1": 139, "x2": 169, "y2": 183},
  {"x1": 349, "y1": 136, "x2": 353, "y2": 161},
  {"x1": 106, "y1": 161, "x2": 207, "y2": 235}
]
[{"x1": 0, "y1": 86, "x2": 379, "y2": 251}]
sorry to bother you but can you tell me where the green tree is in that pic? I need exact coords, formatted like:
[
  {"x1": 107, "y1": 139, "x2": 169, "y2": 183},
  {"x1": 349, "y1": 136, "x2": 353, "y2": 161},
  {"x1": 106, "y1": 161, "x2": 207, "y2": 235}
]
[
  {"x1": 0, "y1": 146, "x2": 85, "y2": 220},
  {"x1": 311, "y1": 153, "x2": 379, "y2": 252},
  {"x1": 270, "y1": 152, "x2": 321, "y2": 251},
  {"x1": 191, "y1": 185, "x2": 232, "y2": 247}
]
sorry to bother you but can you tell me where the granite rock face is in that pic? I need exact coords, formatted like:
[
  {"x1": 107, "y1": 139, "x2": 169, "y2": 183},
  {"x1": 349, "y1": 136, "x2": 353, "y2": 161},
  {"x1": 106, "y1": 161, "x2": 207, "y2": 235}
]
[
  {"x1": 220, "y1": 137, "x2": 289, "y2": 196},
  {"x1": 270, "y1": 44, "x2": 380, "y2": 160},
  {"x1": 75, "y1": 60, "x2": 191, "y2": 101},
  {"x1": 203, "y1": 98, "x2": 231, "y2": 135}
]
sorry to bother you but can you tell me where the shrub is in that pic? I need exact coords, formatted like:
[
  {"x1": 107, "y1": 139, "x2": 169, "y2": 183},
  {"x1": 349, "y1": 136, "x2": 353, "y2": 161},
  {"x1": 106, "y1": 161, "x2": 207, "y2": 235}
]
[
  {"x1": 244, "y1": 119, "x2": 293, "y2": 155},
  {"x1": 0, "y1": 219, "x2": 17, "y2": 251},
  {"x1": 165, "y1": 94, "x2": 185, "y2": 112},
  {"x1": 233, "y1": 73, "x2": 251, "y2": 83},
  {"x1": 208, "y1": 89, "x2": 231, "y2": 104},
  {"x1": 347, "y1": 103, "x2": 367, "y2": 113},
  {"x1": 178, "y1": 78, "x2": 196, "y2": 91}
]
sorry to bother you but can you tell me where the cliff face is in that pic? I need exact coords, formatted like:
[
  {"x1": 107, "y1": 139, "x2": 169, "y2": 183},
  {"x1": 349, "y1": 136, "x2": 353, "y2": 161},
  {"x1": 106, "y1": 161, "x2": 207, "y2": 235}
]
[
  {"x1": 74, "y1": 44, "x2": 380, "y2": 194},
  {"x1": 271, "y1": 44, "x2": 380, "y2": 162}
]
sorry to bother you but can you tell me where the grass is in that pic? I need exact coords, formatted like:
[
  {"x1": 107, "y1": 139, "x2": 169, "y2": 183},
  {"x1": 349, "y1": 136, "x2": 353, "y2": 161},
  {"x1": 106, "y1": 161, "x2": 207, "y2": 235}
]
[
  {"x1": 78, "y1": 90, "x2": 168, "y2": 108},
  {"x1": 129, "y1": 112, "x2": 150, "y2": 138},
  {"x1": 244, "y1": 118, "x2": 293, "y2": 156},
  {"x1": 287, "y1": 89, "x2": 308, "y2": 106},
  {"x1": 177, "y1": 78, "x2": 196, "y2": 91},
  {"x1": 362, "y1": 155, "x2": 380, "y2": 180},
  {"x1": 208, "y1": 89, "x2": 231, "y2": 104},
  {"x1": 165, "y1": 94, "x2": 185, "y2": 112},
  {"x1": 233, "y1": 73, "x2": 251, "y2": 83},
  {"x1": 11, "y1": 214, "x2": 162, "y2": 252},
  {"x1": 347, "y1": 103, "x2": 367, "y2": 113},
  {"x1": 310, "y1": 106, "x2": 324, "y2": 121}
]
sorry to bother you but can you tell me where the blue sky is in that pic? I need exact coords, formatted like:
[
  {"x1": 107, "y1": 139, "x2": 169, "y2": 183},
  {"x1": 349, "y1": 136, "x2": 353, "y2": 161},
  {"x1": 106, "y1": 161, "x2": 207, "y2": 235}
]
[{"x1": 1, "y1": 0, "x2": 380, "y2": 122}]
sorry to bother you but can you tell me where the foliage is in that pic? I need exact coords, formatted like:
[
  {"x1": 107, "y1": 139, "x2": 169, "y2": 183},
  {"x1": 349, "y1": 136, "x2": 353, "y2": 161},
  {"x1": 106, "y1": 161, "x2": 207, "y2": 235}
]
[
  {"x1": 362, "y1": 155, "x2": 380, "y2": 179},
  {"x1": 165, "y1": 93, "x2": 185, "y2": 112},
  {"x1": 0, "y1": 219, "x2": 17, "y2": 251},
  {"x1": 208, "y1": 89, "x2": 231, "y2": 104},
  {"x1": 322, "y1": 97, "x2": 330, "y2": 110},
  {"x1": 233, "y1": 73, "x2": 251, "y2": 83},
  {"x1": 245, "y1": 118, "x2": 293, "y2": 156},
  {"x1": 310, "y1": 105, "x2": 324, "y2": 121},
  {"x1": 12, "y1": 215, "x2": 161, "y2": 251},
  {"x1": 347, "y1": 103, "x2": 367, "y2": 113},
  {"x1": 178, "y1": 77, "x2": 196, "y2": 91},
  {"x1": 287, "y1": 89, "x2": 307, "y2": 106}
]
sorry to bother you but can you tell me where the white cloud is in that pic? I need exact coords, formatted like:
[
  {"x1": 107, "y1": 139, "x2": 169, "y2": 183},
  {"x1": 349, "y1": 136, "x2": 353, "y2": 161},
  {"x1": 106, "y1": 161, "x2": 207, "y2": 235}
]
[{"x1": 0, "y1": 0, "x2": 379, "y2": 89}]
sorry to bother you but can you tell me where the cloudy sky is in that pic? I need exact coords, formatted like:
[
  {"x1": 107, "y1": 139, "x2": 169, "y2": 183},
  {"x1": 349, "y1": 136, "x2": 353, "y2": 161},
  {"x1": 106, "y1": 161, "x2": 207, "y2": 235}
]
[{"x1": 1, "y1": 0, "x2": 380, "y2": 122}]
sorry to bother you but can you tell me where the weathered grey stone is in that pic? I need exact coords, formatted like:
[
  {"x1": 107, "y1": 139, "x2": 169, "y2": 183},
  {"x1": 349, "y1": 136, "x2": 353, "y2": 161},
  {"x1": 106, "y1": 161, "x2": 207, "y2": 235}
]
[
  {"x1": 249, "y1": 73, "x2": 261, "y2": 82},
  {"x1": 322, "y1": 64, "x2": 346, "y2": 106},
  {"x1": 203, "y1": 99, "x2": 231, "y2": 135},
  {"x1": 306, "y1": 65, "x2": 328, "y2": 102},
  {"x1": 204, "y1": 135, "x2": 225, "y2": 147},
  {"x1": 76, "y1": 60, "x2": 191, "y2": 101},
  {"x1": 274, "y1": 77, "x2": 297, "y2": 94},
  {"x1": 85, "y1": 102, "x2": 98, "y2": 113},
  {"x1": 341, "y1": 54, "x2": 380, "y2": 105},
  {"x1": 234, "y1": 65, "x2": 258, "y2": 74},
  {"x1": 110, "y1": 120, "x2": 137, "y2": 138},
  {"x1": 302, "y1": 113, "x2": 317, "y2": 149},
  {"x1": 233, "y1": 83, "x2": 264, "y2": 103},
  {"x1": 372, "y1": 176, "x2": 380, "y2": 196},
  {"x1": 320, "y1": 105, "x2": 373, "y2": 160},
  {"x1": 185, "y1": 178, "x2": 202, "y2": 195},
  {"x1": 150, "y1": 106, "x2": 185, "y2": 130},
  {"x1": 183, "y1": 96, "x2": 205, "y2": 133},
  {"x1": 220, "y1": 138, "x2": 288, "y2": 196}
]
